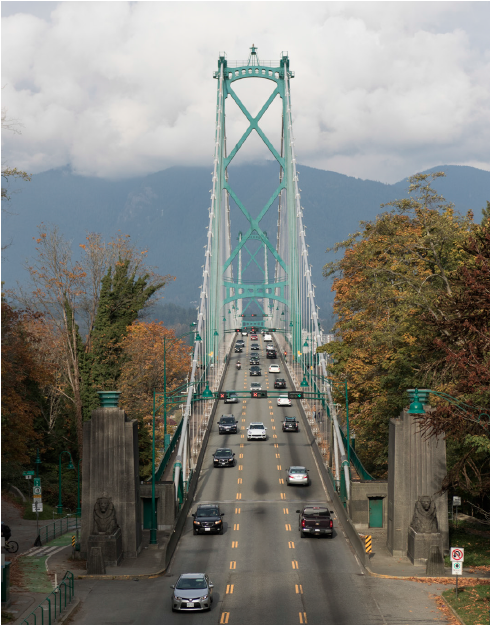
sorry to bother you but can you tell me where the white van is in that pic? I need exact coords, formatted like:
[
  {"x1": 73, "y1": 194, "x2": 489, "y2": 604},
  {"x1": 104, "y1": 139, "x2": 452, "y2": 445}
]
[{"x1": 263, "y1": 334, "x2": 273, "y2": 342}]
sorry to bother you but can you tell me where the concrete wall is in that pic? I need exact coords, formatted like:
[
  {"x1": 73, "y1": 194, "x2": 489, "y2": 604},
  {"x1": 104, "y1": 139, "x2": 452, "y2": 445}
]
[
  {"x1": 81, "y1": 408, "x2": 142, "y2": 560},
  {"x1": 350, "y1": 481, "x2": 388, "y2": 530},
  {"x1": 387, "y1": 408, "x2": 449, "y2": 557}
]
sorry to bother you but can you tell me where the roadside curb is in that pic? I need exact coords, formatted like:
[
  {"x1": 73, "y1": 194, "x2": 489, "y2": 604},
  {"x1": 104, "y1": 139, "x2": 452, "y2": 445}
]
[
  {"x1": 364, "y1": 565, "x2": 489, "y2": 583},
  {"x1": 440, "y1": 595, "x2": 466, "y2": 625},
  {"x1": 57, "y1": 597, "x2": 80, "y2": 623},
  {"x1": 77, "y1": 568, "x2": 167, "y2": 580}
]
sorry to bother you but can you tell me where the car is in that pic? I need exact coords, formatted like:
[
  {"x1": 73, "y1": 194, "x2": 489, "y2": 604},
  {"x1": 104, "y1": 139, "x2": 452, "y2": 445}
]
[
  {"x1": 286, "y1": 466, "x2": 310, "y2": 486},
  {"x1": 212, "y1": 448, "x2": 235, "y2": 467},
  {"x1": 249, "y1": 366, "x2": 261, "y2": 376},
  {"x1": 250, "y1": 382, "x2": 262, "y2": 391},
  {"x1": 192, "y1": 504, "x2": 224, "y2": 535},
  {"x1": 296, "y1": 505, "x2": 334, "y2": 538},
  {"x1": 282, "y1": 416, "x2": 299, "y2": 432},
  {"x1": 264, "y1": 334, "x2": 273, "y2": 342},
  {"x1": 268, "y1": 364, "x2": 280, "y2": 373},
  {"x1": 249, "y1": 356, "x2": 260, "y2": 365},
  {"x1": 236, "y1": 340, "x2": 245, "y2": 347},
  {"x1": 247, "y1": 422, "x2": 267, "y2": 440},
  {"x1": 266, "y1": 343, "x2": 275, "y2": 351},
  {"x1": 250, "y1": 334, "x2": 258, "y2": 340},
  {"x1": 277, "y1": 394, "x2": 292, "y2": 407},
  {"x1": 171, "y1": 573, "x2": 214, "y2": 611},
  {"x1": 250, "y1": 343, "x2": 259, "y2": 350},
  {"x1": 218, "y1": 415, "x2": 238, "y2": 434},
  {"x1": 274, "y1": 378, "x2": 287, "y2": 389},
  {"x1": 224, "y1": 391, "x2": 238, "y2": 404},
  {"x1": 266, "y1": 351, "x2": 277, "y2": 359},
  {"x1": 234, "y1": 346, "x2": 243, "y2": 353},
  {"x1": 241, "y1": 330, "x2": 248, "y2": 336}
]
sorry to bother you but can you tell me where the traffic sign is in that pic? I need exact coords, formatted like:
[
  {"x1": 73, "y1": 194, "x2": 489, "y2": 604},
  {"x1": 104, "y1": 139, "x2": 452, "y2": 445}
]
[
  {"x1": 23, "y1": 471, "x2": 35, "y2": 476},
  {"x1": 34, "y1": 478, "x2": 41, "y2": 487},
  {"x1": 288, "y1": 391, "x2": 304, "y2": 399},
  {"x1": 250, "y1": 391, "x2": 267, "y2": 398},
  {"x1": 33, "y1": 486, "x2": 42, "y2": 495},
  {"x1": 452, "y1": 561, "x2": 462, "y2": 576},
  {"x1": 452, "y1": 496, "x2": 462, "y2": 507},
  {"x1": 450, "y1": 547, "x2": 464, "y2": 562},
  {"x1": 32, "y1": 502, "x2": 43, "y2": 513},
  {"x1": 24, "y1": 474, "x2": 32, "y2": 479}
]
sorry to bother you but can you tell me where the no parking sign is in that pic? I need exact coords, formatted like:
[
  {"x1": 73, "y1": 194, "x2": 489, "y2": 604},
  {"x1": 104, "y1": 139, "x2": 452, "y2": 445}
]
[{"x1": 450, "y1": 547, "x2": 464, "y2": 562}]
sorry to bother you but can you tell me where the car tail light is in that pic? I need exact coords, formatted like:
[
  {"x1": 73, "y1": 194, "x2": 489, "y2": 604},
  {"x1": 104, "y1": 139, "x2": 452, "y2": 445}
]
[
  {"x1": 301, "y1": 519, "x2": 306, "y2": 528},
  {"x1": 330, "y1": 519, "x2": 333, "y2": 529}
]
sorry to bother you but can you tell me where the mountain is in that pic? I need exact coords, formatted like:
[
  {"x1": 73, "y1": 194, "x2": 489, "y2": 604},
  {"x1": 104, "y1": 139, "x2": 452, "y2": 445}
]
[{"x1": 2, "y1": 163, "x2": 488, "y2": 329}]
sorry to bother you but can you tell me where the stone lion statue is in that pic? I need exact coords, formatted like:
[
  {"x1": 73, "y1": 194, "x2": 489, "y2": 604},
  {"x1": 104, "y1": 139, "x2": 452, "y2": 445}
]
[
  {"x1": 93, "y1": 496, "x2": 119, "y2": 535},
  {"x1": 410, "y1": 495, "x2": 438, "y2": 533}
]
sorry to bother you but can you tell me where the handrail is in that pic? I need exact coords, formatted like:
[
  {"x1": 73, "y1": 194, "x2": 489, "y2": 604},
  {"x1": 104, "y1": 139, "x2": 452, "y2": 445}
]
[
  {"x1": 155, "y1": 418, "x2": 184, "y2": 482},
  {"x1": 338, "y1": 429, "x2": 374, "y2": 481},
  {"x1": 36, "y1": 515, "x2": 80, "y2": 546},
  {"x1": 21, "y1": 571, "x2": 75, "y2": 624}
]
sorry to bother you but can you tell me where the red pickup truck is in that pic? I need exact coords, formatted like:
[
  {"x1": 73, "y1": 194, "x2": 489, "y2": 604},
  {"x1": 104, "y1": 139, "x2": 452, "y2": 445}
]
[{"x1": 296, "y1": 505, "x2": 334, "y2": 538}]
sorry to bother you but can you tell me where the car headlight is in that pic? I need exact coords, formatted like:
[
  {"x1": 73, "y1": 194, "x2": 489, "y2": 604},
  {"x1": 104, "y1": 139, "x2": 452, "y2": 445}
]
[
  {"x1": 193, "y1": 521, "x2": 201, "y2": 525},
  {"x1": 200, "y1": 594, "x2": 209, "y2": 601},
  {"x1": 215, "y1": 519, "x2": 222, "y2": 525}
]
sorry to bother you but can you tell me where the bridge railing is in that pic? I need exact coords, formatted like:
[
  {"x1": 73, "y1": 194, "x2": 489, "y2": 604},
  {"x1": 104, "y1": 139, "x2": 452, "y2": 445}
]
[
  {"x1": 36, "y1": 515, "x2": 80, "y2": 546},
  {"x1": 21, "y1": 571, "x2": 75, "y2": 625}
]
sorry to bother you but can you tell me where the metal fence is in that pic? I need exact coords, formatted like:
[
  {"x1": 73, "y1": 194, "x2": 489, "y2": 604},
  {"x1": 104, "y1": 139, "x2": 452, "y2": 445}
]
[
  {"x1": 21, "y1": 571, "x2": 75, "y2": 625},
  {"x1": 37, "y1": 516, "x2": 80, "y2": 546}
]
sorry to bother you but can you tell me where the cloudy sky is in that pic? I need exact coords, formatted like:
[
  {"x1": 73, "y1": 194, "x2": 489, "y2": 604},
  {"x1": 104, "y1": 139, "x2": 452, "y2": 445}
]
[{"x1": 2, "y1": 1, "x2": 489, "y2": 183}]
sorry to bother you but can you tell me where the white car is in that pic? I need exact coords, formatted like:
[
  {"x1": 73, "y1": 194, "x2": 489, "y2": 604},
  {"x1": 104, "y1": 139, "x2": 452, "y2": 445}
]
[
  {"x1": 263, "y1": 334, "x2": 273, "y2": 342},
  {"x1": 268, "y1": 365, "x2": 280, "y2": 373},
  {"x1": 247, "y1": 422, "x2": 267, "y2": 440},
  {"x1": 250, "y1": 382, "x2": 262, "y2": 391},
  {"x1": 277, "y1": 394, "x2": 292, "y2": 407}
]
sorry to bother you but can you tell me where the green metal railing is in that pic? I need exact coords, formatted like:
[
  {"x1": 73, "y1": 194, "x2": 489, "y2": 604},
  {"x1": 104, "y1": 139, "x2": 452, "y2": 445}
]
[
  {"x1": 155, "y1": 418, "x2": 184, "y2": 482},
  {"x1": 37, "y1": 515, "x2": 80, "y2": 546},
  {"x1": 21, "y1": 571, "x2": 75, "y2": 625},
  {"x1": 339, "y1": 429, "x2": 374, "y2": 481}
]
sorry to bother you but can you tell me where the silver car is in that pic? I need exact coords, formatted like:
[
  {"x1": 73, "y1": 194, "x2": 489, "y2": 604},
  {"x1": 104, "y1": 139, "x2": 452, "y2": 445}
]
[
  {"x1": 171, "y1": 573, "x2": 214, "y2": 611},
  {"x1": 286, "y1": 466, "x2": 310, "y2": 486}
]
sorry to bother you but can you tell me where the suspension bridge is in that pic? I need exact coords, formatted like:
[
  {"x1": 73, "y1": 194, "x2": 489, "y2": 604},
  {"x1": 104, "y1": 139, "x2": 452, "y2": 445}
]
[{"x1": 166, "y1": 46, "x2": 359, "y2": 508}]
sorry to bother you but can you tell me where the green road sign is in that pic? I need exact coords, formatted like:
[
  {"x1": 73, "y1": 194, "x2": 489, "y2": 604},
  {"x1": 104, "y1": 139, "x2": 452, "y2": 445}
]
[{"x1": 23, "y1": 471, "x2": 35, "y2": 476}]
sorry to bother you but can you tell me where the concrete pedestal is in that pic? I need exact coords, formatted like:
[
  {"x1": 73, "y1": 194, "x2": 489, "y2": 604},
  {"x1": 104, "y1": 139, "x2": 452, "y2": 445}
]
[
  {"x1": 87, "y1": 528, "x2": 123, "y2": 567},
  {"x1": 407, "y1": 527, "x2": 443, "y2": 565}
]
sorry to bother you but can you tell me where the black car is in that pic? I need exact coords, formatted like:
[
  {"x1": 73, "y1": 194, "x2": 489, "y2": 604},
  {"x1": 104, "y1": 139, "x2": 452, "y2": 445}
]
[
  {"x1": 274, "y1": 378, "x2": 287, "y2": 389},
  {"x1": 266, "y1": 350, "x2": 277, "y2": 359},
  {"x1": 282, "y1": 416, "x2": 299, "y2": 432},
  {"x1": 234, "y1": 346, "x2": 243, "y2": 353},
  {"x1": 249, "y1": 356, "x2": 260, "y2": 365},
  {"x1": 213, "y1": 448, "x2": 235, "y2": 467},
  {"x1": 192, "y1": 504, "x2": 224, "y2": 535},
  {"x1": 250, "y1": 343, "x2": 259, "y2": 351},
  {"x1": 249, "y1": 366, "x2": 261, "y2": 376},
  {"x1": 218, "y1": 415, "x2": 238, "y2": 434}
]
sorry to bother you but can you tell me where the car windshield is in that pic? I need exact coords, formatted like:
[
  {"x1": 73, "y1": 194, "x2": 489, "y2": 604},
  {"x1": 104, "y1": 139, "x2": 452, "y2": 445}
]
[
  {"x1": 290, "y1": 468, "x2": 306, "y2": 474},
  {"x1": 304, "y1": 508, "x2": 329, "y2": 518},
  {"x1": 220, "y1": 417, "x2": 235, "y2": 423},
  {"x1": 196, "y1": 508, "x2": 218, "y2": 517},
  {"x1": 176, "y1": 577, "x2": 208, "y2": 590},
  {"x1": 215, "y1": 449, "x2": 232, "y2": 458},
  {"x1": 250, "y1": 424, "x2": 264, "y2": 430},
  {"x1": 285, "y1": 417, "x2": 296, "y2": 422}
]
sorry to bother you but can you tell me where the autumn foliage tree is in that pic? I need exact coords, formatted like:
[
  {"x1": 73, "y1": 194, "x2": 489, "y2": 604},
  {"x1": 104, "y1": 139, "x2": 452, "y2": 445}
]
[
  {"x1": 118, "y1": 322, "x2": 192, "y2": 478},
  {"x1": 321, "y1": 173, "x2": 478, "y2": 480}
]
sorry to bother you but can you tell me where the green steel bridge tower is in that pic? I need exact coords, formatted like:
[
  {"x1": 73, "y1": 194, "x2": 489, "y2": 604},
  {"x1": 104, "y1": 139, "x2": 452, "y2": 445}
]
[{"x1": 170, "y1": 46, "x2": 350, "y2": 506}]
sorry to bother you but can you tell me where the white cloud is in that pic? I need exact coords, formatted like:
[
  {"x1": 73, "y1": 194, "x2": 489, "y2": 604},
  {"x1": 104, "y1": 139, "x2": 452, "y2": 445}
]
[{"x1": 1, "y1": 1, "x2": 489, "y2": 182}]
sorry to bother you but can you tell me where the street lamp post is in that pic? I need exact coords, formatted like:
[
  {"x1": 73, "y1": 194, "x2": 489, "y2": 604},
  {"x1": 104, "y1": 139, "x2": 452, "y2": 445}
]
[{"x1": 57, "y1": 451, "x2": 75, "y2": 515}]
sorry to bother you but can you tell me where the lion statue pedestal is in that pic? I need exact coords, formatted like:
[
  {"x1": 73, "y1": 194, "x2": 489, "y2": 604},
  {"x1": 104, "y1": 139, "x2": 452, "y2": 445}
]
[
  {"x1": 87, "y1": 496, "x2": 123, "y2": 572},
  {"x1": 407, "y1": 496, "x2": 443, "y2": 566}
]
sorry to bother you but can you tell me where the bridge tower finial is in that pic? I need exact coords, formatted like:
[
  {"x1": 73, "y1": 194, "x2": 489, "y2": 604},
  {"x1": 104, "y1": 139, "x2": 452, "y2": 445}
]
[{"x1": 248, "y1": 44, "x2": 259, "y2": 66}]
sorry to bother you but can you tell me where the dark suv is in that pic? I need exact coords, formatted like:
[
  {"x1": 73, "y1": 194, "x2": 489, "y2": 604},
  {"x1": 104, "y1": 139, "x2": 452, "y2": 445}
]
[
  {"x1": 249, "y1": 366, "x2": 261, "y2": 376},
  {"x1": 213, "y1": 448, "x2": 235, "y2": 467},
  {"x1": 218, "y1": 415, "x2": 238, "y2": 434},
  {"x1": 192, "y1": 504, "x2": 224, "y2": 535},
  {"x1": 274, "y1": 378, "x2": 287, "y2": 389}
]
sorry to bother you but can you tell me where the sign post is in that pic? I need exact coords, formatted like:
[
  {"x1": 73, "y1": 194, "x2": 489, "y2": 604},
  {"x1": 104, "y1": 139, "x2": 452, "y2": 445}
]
[
  {"x1": 33, "y1": 478, "x2": 42, "y2": 538},
  {"x1": 451, "y1": 547, "x2": 464, "y2": 597},
  {"x1": 452, "y1": 496, "x2": 461, "y2": 524}
]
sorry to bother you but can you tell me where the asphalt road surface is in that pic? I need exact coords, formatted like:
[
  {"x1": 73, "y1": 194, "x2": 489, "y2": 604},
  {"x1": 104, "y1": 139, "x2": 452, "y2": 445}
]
[{"x1": 72, "y1": 337, "x2": 448, "y2": 625}]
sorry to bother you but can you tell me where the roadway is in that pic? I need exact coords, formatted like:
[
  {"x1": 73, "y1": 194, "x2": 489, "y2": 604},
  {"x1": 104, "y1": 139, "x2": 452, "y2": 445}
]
[{"x1": 71, "y1": 335, "x2": 448, "y2": 624}]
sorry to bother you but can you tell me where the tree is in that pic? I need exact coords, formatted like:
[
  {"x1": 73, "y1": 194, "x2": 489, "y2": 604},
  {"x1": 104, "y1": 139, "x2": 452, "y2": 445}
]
[
  {"x1": 1, "y1": 298, "x2": 52, "y2": 465},
  {"x1": 119, "y1": 322, "x2": 191, "y2": 478},
  {"x1": 320, "y1": 173, "x2": 474, "y2": 477},
  {"x1": 19, "y1": 225, "x2": 170, "y2": 458}
]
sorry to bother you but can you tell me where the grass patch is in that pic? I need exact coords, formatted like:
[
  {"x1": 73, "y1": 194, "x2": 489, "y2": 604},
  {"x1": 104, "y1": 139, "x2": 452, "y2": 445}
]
[
  {"x1": 443, "y1": 584, "x2": 490, "y2": 625},
  {"x1": 445, "y1": 520, "x2": 490, "y2": 568}
]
